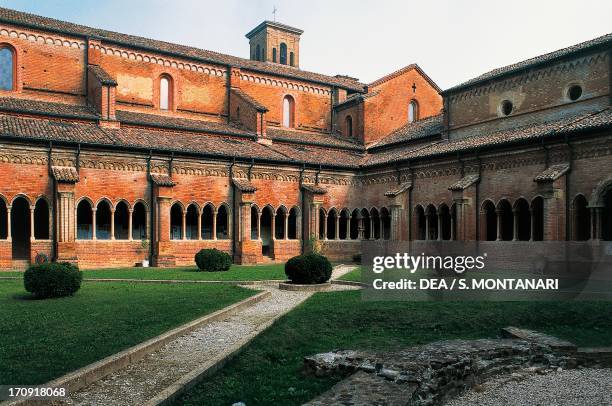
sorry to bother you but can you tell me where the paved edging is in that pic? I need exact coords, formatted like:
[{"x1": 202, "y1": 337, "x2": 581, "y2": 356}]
[
  {"x1": 144, "y1": 292, "x2": 309, "y2": 406},
  {"x1": 2, "y1": 290, "x2": 271, "y2": 406},
  {"x1": 82, "y1": 278, "x2": 283, "y2": 285},
  {"x1": 331, "y1": 280, "x2": 365, "y2": 287}
]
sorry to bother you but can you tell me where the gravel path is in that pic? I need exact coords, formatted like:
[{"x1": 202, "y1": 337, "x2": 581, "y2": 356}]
[
  {"x1": 61, "y1": 265, "x2": 358, "y2": 405},
  {"x1": 447, "y1": 368, "x2": 612, "y2": 406}
]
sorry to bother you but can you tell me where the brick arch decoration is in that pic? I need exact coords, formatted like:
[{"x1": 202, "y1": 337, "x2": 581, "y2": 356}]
[{"x1": 589, "y1": 176, "x2": 612, "y2": 207}]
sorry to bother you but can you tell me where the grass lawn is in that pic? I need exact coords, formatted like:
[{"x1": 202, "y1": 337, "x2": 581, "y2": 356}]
[
  {"x1": 0, "y1": 264, "x2": 286, "y2": 281},
  {"x1": 0, "y1": 280, "x2": 255, "y2": 385},
  {"x1": 177, "y1": 290, "x2": 612, "y2": 406},
  {"x1": 338, "y1": 266, "x2": 361, "y2": 282}
]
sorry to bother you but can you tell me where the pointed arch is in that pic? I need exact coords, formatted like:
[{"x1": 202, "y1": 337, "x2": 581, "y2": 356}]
[
  {"x1": 170, "y1": 202, "x2": 183, "y2": 240},
  {"x1": 76, "y1": 198, "x2": 93, "y2": 240},
  {"x1": 513, "y1": 198, "x2": 531, "y2": 241},
  {"x1": 414, "y1": 204, "x2": 426, "y2": 240},
  {"x1": 288, "y1": 206, "x2": 299, "y2": 240},
  {"x1": 33, "y1": 197, "x2": 50, "y2": 240},
  {"x1": 185, "y1": 203, "x2": 199, "y2": 240},
  {"x1": 202, "y1": 203, "x2": 215, "y2": 240},
  {"x1": 216, "y1": 203, "x2": 230, "y2": 239},
  {"x1": 114, "y1": 200, "x2": 130, "y2": 240},
  {"x1": 275, "y1": 205, "x2": 287, "y2": 239},
  {"x1": 481, "y1": 200, "x2": 496, "y2": 241},
  {"x1": 132, "y1": 201, "x2": 148, "y2": 240}
]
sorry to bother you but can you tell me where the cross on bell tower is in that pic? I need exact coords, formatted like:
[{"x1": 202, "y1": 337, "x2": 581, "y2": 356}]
[{"x1": 272, "y1": 5, "x2": 277, "y2": 22}]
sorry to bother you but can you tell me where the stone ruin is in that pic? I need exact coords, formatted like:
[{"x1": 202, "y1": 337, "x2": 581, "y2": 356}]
[{"x1": 303, "y1": 327, "x2": 612, "y2": 405}]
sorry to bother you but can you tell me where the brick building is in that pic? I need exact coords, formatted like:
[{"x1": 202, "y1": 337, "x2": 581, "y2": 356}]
[{"x1": 0, "y1": 7, "x2": 610, "y2": 269}]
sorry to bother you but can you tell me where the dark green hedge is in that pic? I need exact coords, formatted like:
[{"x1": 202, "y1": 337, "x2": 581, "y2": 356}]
[
  {"x1": 285, "y1": 253, "x2": 332, "y2": 284},
  {"x1": 195, "y1": 248, "x2": 232, "y2": 272},
  {"x1": 24, "y1": 262, "x2": 83, "y2": 298}
]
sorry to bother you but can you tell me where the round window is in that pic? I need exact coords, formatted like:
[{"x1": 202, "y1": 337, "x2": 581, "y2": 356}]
[
  {"x1": 500, "y1": 100, "x2": 513, "y2": 116},
  {"x1": 567, "y1": 85, "x2": 583, "y2": 101}
]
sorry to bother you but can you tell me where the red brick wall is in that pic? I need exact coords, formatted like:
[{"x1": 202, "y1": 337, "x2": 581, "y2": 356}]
[{"x1": 364, "y1": 68, "x2": 442, "y2": 144}]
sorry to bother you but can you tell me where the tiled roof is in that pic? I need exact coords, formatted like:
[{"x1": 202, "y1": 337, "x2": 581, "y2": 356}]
[
  {"x1": 267, "y1": 141, "x2": 363, "y2": 168},
  {"x1": 0, "y1": 7, "x2": 364, "y2": 92},
  {"x1": 115, "y1": 110, "x2": 255, "y2": 138},
  {"x1": 266, "y1": 127, "x2": 364, "y2": 150},
  {"x1": 534, "y1": 164, "x2": 570, "y2": 183},
  {"x1": 363, "y1": 108, "x2": 612, "y2": 167},
  {"x1": 445, "y1": 33, "x2": 612, "y2": 93},
  {"x1": 448, "y1": 174, "x2": 480, "y2": 191},
  {"x1": 368, "y1": 114, "x2": 443, "y2": 150},
  {"x1": 301, "y1": 184, "x2": 327, "y2": 194},
  {"x1": 51, "y1": 166, "x2": 79, "y2": 183},
  {"x1": 232, "y1": 178, "x2": 257, "y2": 192},
  {"x1": 88, "y1": 65, "x2": 117, "y2": 86},
  {"x1": 150, "y1": 174, "x2": 175, "y2": 186},
  {"x1": 231, "y1": 88, "x2": 268, "y2": 112},
  {"x1": 0, "y1": 97, "x2": 98, "y2": 120},
  {"x1": 384, "y1": 182, "x2": 412, "y2": 197}
]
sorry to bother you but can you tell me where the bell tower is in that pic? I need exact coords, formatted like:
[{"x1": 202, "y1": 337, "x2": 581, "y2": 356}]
[{"x1": 246, "y1": 21, "x2": 303, "y2": 68}]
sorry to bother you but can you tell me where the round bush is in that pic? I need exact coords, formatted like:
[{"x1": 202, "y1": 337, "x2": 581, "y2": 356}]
[
  {"x1": 24, "y1": 262, "x2": 82, "y2": 298},
  {"x1": 195, "y1": 248, "x2": 232, "y2": 272},
  {"x1": 285, "y1": 253, "x2": 332, "y2": 284}
]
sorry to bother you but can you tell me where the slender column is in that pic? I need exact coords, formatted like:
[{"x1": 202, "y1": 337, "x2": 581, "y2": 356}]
[
  {"x1": 437, "y1": 214, "x2": 442, "y2": 241},
  {"x1": 6, "y1": 206, "x2": 11, "y2": 241},
  {"x1": 110, "y1": 208, "x2": 116, "y2": 240},
  {"x1": 212, "y1": 209, "x2": 218, "y2": 240},
  {"x1": 450, "y1": 211, "x2": 455, "y2": 241},
  {"x1": 595, "y1": 208, "x2": 603, "y2": 240},
  {"x1": 512, "y1": 209, "x2": 519, "y2": 241},
  {"x1": 30, "y1": 205, "x2": 35, "y2": 241},
  {"x1": 323, "y1": 214, "x2": 328, "y2": 240},
  {"x1": 529, "y1": 208, "x2": 535, "y2": 241},
  {"x1": 589, "y1": 207, "x2": 595, "y2": 241},
  {"x1": 425, "y1": 213, "x2": 430, "y2": 241},
  {"x1": 495, "y1": 209, "x2": 503, "y2": 241},
  {"x1": 92, "y1": 207, "x2": 97, "y2": 240},
  {"x1": 145, "y1": 210, "x2": 150, "y2": 240},
  {"x1": 181, "y1": 211, "x2": 186, "y2": 240},
  {"x1": 370, "y1": 217, "x2": 374, "y2": 240},
  {"x1": 284, "y1": 213, "x2": 289, "y2": 240},
  {"x1": 335, "y1": 215, "x2": 340, "y2": 240},
  {"x1": 357, "y1": 216, "x2": 364, "y2": 239},
  {"x1": 197, "y1": 209, "x2": 202, "y2": 240},
  {"x1": 257, "y1": 210, "x2": 261, "y2": 240},
  {"x1": 296, "y1": 213, "x2": 302, "y2": 240},
  {"x1": 345, "y1": 215, "x2": 350, "y2": 240},
  {"x1": 271, "y1": 211, "x2": 276, "y2": 240},
  {"x1": 128, "y1": 208, "x2": 133, "y2": 241}
]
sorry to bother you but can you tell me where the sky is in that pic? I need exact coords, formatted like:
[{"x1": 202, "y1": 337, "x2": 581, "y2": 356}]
[{"x1": 1, "y1": 0, "x2": 611, "y2": 89}]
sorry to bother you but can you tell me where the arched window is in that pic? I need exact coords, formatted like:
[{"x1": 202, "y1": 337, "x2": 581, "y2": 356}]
[
  {"x1": 185, "y1": 204, "x2": 199, "y2": 240},
  {"x1": 280, "y1": 43, "x2": 287, "y2": 65},
  {"x1": 290, "y1": 52, "x2": 295, "y2": 67},
  {"x1": 202, "y1": 204, "x2": 214, "y2": 239},
  {"x1": 34, "y1": 198, "x2": 50, "y2": 239},
  {"x1": 514, "y1": 198, "x2": 531, "y2": 241},
  {"x1": 327, "y1": 209, "x2": 338, "y2": 240},
  {"x1": 275, "y1": 207, "x2": 286, "y2": 239},
  {"x1": 345, "y1": 115, "x2": 353, "y2": 137},
  {"x1": 381, "y1": 207, "x2": 391, "y2": 240},
  {"x1": 531, "y1": 197, "x2": 544, "y2": 241},
  {"x1": 272, "y1": 48, "x2": 277, "y2": 63},
  {"x1": 371, "y1": 208, "x2": 381, "y2": 239},
  {"x1": 255, "y1": 44, "x2": 261, "y2": 61},
  {"x1": 11, "y1": 197, "x2": 30, "y2": 259},
  {"x1": 217, "y1": 205, "x2": 230, "y2": 239},
  {"x1": 282, "y1": 95, "x2": 295, "y2": 128},
  {"x1": 114, "y1": 201, "x2": 129, "y2": 240},
  {"x1": 96, "y1": 200, "x2": 112, "y2": 240},
  {"x1": 361, "y1": 208, "x2": 371, "y2": 239},
  {"x1": 0, "y1": 46, "x2": 15, "y2": 91},
  {"x1": 339, "y1": 209, "x2": 350, "y2": 240},
  {"x1": 414, "y1": 205, "x2": 426, "y2": 240},
  {"x1": 132, "y1": 202, "x2": 147, "y2": 240},
  {"x1": 251, "y1": 205, "x2": 259, "y2": 240},
  {"x1": 572, "y1": 195, "x2": 590, "y2": 241},
  {"x1": 159, "y1": 75, "x2": 172, "y2": 110},
  {"x1": 481, "y1": 200, "x2": 496, "y2": 241},
  {"x1": 425, "y1": 205, "x2": 437, "y2": 240},
  {"x1": 497, "y1": 200, "x2": 513, "y2": 241},
  {"x1": 0, "y1": 198, "x2": 7, "y2": 239},
  {"x1": 77, "y1": 200, "x2": 93, "y2": 240},
  {"x1": 288, "y1": 207, "x2": 298, "y2": 239},
  {"x1": 408, "y1": 100, "x2": 418, "y2": 123},
  {"x1": 350, "y1": 209, "x2": 359, "y2": 240},
  {"x1": 319, "y1": 208, "x2": 326, "y2": 239},
  {"x1": 170, "y1": 203, "x2": 183, "y2": 240},
  {"x1": 439, "y1": 204, "x2": 451, "y2": 240},
  {"x1": 260, "y1": 206, "x2": 273, "y2": 256}
]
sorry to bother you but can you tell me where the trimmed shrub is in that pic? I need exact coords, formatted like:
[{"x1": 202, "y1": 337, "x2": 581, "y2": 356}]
[
  {"x1": 195, "y1": 248, "x2": 232, "y2": 272},
  {"x1": 285, "y1": 253, "x2": 332, "y2": 284},
  {"x1": 24, "y1": 262, "x2": 82, "y2": 298}
]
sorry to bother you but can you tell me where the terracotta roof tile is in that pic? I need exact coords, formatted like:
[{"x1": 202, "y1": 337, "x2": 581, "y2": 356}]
[
  {"x1": 150, "y1": 174, "x2": 175, "y2": 186},
  {"x1": 266, "y1": 127, "x2": 364, "y2": 150},
  {"x1": 232, "y1": 178, "x2": 257, "y2": 192},
  {"x1": 301, "y1": 184, "x2": 327, "y2": 194},
  {"x1": 384, "y1": 182, "x2": 413, "y2": 197},
  {"x1": 88, "y1": 65, "x2": 117, "y2": 86},
  {"x1": 51, "y1": 166, "x2": 79, "y2": 183},
  {"x1": 368, "y1": 114, "x2": 443, "y2": 150},
  {"x1": 534, "y1": 164, "x2": 570, "y2": 183},
  {"x1": 267, "y1": 141, "x2": 363, "y2": 168},
  {"x1": 448, "y1": 174, "x2": 480, "y2": 191},
  {"x1": 0, "y1": 97, "x2": 98, "y2": 120}
]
